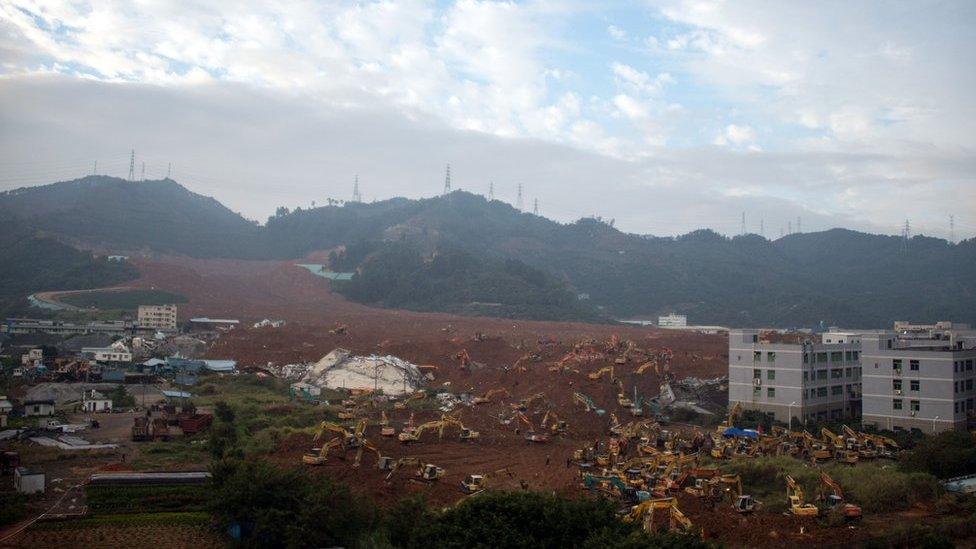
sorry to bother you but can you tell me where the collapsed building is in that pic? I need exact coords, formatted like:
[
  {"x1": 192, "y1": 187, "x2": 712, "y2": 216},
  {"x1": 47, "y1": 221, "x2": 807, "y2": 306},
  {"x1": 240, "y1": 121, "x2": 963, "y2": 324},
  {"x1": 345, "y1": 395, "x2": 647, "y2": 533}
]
[{"x1": 298, "y1": 349, "x2": 426, "y2": 396}]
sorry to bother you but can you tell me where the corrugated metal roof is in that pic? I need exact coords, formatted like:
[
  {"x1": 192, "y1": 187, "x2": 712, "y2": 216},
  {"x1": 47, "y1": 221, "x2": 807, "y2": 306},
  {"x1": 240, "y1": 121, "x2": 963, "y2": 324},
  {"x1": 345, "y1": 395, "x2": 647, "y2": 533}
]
[
  {"x1": 161, "y1": 390, "x2": 192, "y2": 398},
  {"x1": 296, "y1": 264, "x2": 355, "y2": 280}
]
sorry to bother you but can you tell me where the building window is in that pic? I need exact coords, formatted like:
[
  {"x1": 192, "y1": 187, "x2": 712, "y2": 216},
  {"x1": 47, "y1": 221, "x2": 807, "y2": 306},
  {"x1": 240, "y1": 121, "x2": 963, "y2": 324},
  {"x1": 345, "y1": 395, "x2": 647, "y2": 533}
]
[
  {"x1": 753, "y1": 351, "x2": 761, "y2": 362},
  {"x1": 831, "y1": 369, "x2": 843, "y2": 379},
  {"x1": 910, "y1": 400, "x2": 920, "y2": 412},
  {"x1": 830, "y1": 351, "x2": 843, "y2": 362},
  {"x1": 803, "y1": 353, "x2": 810, "y2": 364},
  {"x1": 817, "y1": 370, "x2": 828, "y2": 380},
  {"x1": 956, "y1": 402, "x2": 961, "y2": 414},
  {"x1": 817, "y1": 387, "x2": 828, "y2": 397},
  {"x1": 910, "y1": 360, "x2": 919, "y2": 371},
  {"x1": 893, "y1": 359, "x2": 902, "y2": 371},
  {"x1": 803, "y1": 371, "x2": 809, "y2": 381},
  {"x1": 955, "y1": 361, "x2": 960, "y2": 373},
  {"x1": 954, "y1": 381, "x2": 959, "y2": 393},
  {"x1": 852, "y1": 351, "x2": 859, "y2": 361},
  {"x1": 753, "y1": 369, "x2": 761, "y2": 379},
  {"x1": 753, "y1": 386, "x2": 761, "y2": 396},
  {"x1": 893, "y1": 379, "x2": 902, "y2": 391},
  {"x1": 767, "y1": 352, "x2": 776, "y2": 362},
  {"x1": 967, "y1": 379, "x2": 974, "y2": 391},
  {"x1": 845, "y1": 367, "x2": 852, "y2": 378},
  {"x1": 817, "y1": 352, "x2": 828, "y2": 363},
  {"x1": 767, "y1": 387, "x2": 775, "y2": 398},
  {"x1": 831, "y1": 385, "x2": 843, "y2": 396},
  {"x1": 845, "y1": 351, "x2": 853, "y2": 361},
  {"x1": 967, "y1": 360, "x2": 973, "y2": 371},
  {"x1": 767, "y1": 370, "x2": 775, "y2": 380},
  {"x1": 893, "y1": 399, "x2": 902, "y2": 410},
  {"x1": 910, "y1": 380, "x2": 920, "y2": 392}
]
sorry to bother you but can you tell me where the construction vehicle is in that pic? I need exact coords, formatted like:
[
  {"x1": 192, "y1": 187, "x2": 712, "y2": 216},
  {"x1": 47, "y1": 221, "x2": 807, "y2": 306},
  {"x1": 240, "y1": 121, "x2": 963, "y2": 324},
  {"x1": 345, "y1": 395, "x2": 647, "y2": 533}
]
[
  {"x1": 514, "y1": 410, "x2": 549, "y2": 443},
  {"x1": 625, "y1": 497, "x2": 693, "y2": 534},
  {"x1": 380, "y1": 411, "x2": 396, "y2": 436},
  {"x1": 473, "y1": 388, "x2": 510, "y2": 405},
  {"x1": 786, "y1": 474, "x2": 819, "y2": 516},
  {"x1": 635, "y1": 360, "x2": 657, "y2": 375},
  {"x1": 588, "y1": 365, "x2": 614, "y2": 381},
  {"x1": 385, "y1": 457, "x2": 443, "y2": 481},
  {"x1": 802, "y1": 430, "x2": 833, "y2": 462},
  {"x1": 861, "y1": 431, "x2": 900, "y2": 459},
  {"x1": 394, "y1": 391, "x2": 426, "y2": 410},
  {"x1": 582, "y1": 474, "x2": 650, "y2": 503},
  {"x1": 461, "y1": 474, "x2": 487, "y2": 494},
  {"x1": 615, "y1": 379, "x2": 633, "y2": 407},
  {"x1": 822, "y1": 427, "x2": 858, "y2": 464},
  {"x1": 454, "y1": 349, "x2": 472, "y2": 369},
  {"x1": 541, "y1": 409, "x2": 568, "y2": 435},
  {"x1": 516, "y1": 392, "x2": 547, "y2": 411},
  {"x1": 418, "y1": 463, "x2": 446, "y2": 481},
  {"x1": 151, "y1": 417, "x2": 170, "y2": 441},
  {"x1": 573, "y1": 392, "x2": 605, "y2": 415},
  {"x1": 711, "y1": 474, "x2": 760, "y2": 513},
  {"x1": 398, "y1": 419, "x2": 453, "y2": 443},
  {"x1": 716, "y1": 402, "x2": 742, "y2": 433},
  {"x1": 131, "y1": 416, "x2": 150, "y2": 441},
  {"x1": 303, "y1": 420, "x2": 366, "y2": 465},
  {"x1": 817, "y1": 471, "x2": 862, "y2": 520},
  {"x1": 329, "y1": 323, "x2": 348, "y2": 335}
]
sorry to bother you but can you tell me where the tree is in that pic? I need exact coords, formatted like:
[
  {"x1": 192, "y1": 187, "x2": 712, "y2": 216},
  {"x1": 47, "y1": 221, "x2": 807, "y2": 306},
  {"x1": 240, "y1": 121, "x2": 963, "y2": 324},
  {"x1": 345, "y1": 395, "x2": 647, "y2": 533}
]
[{"x1": 108, "y1": 384, "x2": 135, "y2": 408}]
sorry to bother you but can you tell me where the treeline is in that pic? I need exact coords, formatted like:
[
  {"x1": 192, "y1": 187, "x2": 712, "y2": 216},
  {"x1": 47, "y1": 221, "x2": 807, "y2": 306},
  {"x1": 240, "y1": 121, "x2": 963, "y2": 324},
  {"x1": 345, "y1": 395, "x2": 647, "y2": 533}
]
[
  {"x1": 0, "y1": 221, "x2": 138, "y2": 315},
  {"x1": 332, "y1": 242, "x2": 604, "y2": 322},
  {"x1": 210, "y1": 459, "x2": 707, "y2": 549}
]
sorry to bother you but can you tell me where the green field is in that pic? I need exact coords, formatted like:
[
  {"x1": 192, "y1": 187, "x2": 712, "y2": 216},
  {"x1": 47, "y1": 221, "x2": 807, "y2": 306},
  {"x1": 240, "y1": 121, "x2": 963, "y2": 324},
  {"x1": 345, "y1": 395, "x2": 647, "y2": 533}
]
[{"x1": 60, "y1": 289, "x2": 187, "y2": 310}]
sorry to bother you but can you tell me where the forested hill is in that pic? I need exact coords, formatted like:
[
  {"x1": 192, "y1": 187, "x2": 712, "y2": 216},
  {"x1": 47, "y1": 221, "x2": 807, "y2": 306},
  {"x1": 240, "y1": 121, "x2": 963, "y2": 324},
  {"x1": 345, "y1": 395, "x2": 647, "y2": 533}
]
[{"x1": 3, "y1": 177, "x2": 974, "y2": 327}]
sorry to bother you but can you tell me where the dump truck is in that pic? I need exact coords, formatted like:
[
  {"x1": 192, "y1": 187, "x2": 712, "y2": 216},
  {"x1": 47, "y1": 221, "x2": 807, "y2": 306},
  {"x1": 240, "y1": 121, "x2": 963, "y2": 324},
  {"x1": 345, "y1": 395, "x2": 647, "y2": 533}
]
[
  {"x1": 178, "y1": 414, "x2": 213, "y2": 435},
  {"x1": 151, "y1": 417, "x2": 171, "y2": 441}
]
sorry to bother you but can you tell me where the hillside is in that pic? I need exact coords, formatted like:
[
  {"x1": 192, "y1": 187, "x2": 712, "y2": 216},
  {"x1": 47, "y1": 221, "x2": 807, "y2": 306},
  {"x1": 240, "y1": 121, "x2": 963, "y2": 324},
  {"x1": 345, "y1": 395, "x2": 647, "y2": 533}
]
[
  {"x1": 0, "y1": 221, "x2": 138, "y2": 315},
  {"x1": 3, "y1": 177, "x2": 974, "y2": 327}
]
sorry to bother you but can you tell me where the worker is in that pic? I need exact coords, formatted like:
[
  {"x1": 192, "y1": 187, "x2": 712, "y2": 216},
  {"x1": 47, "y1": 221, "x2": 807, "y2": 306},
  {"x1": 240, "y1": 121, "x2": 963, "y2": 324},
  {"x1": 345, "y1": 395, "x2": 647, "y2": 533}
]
[{"x1": 545, "y1": 455, "x2": 550, "y2": 466}]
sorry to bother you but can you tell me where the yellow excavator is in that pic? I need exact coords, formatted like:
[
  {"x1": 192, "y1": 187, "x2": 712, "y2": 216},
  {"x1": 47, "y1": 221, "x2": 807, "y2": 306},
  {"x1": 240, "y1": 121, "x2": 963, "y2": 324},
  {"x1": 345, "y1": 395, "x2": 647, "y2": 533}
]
[
  {"x1": 786, "y1": 474, "x2": 819, "y2": 516},
  {"x1": 460, "y1": 467, "x2": 513, "y2": 494},
  {"x1": 379, "y1": 411, "x2": 396, "y2": 437},
  {"x1": 710, "y1": 474, "x2": 760, "y2": 513},
  {"x1": 615, "y1": 379, "x2": 633, "y2": 407},
  {"x1": 473, "y1": 388, "x2": 510, "y2": 405},
  {"x1": 817, "y1": 471, "x2": 862, "y2": 520},
  {"x1": 385, "y1": 457, "x2": 445, "y2": 482},
  {"x1": 822, "y1": 427, "x2": 858, "y2": 465},
  {"x1": 516, "y1": 392, "x2": 547, "y2": 411},
  {"x1": 394, "y1": 391, "x2": 426, "y2": 410},
  {"x1": 514, "y1": 410, "x2": 549, "y2": 443},
  {"x1": 624, "y1": 498, "x2": 693, "y2": 534},
  {"x1": 588, "y1": 365, "x2": 614, "y2": 381},
  {"x1": 716, "y1": 402, "x2": 742, "y2": 433},
  {"x1": 541, "y1": 409, "x2": 568, "y2": 435},
  {"x1": 635, "y1": 360, "x2": 657, "y2": 375},
  {"x1": 302, "y1": 420, "x2": 362, "y2": 465}
]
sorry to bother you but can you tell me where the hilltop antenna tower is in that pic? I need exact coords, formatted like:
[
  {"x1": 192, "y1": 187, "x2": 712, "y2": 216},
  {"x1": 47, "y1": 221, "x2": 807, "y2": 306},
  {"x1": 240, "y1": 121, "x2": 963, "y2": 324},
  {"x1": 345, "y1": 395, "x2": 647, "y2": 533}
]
[
  {"x1": 760, "y1": 218, "x2": 765, "y2": 238},
  {"x1": 352, "y1": 175, "x2": 362, "y2": 203},
  {"x1": 92, "y1": 160, "x2": 97, "y2": 176},
  {"x1": 740, "y1": 212, "x2": 746, "y2": 236},
  {"x1": 516, "y1": 184, "x2": 523, "y2": 211},
  {"x1": 902, "y1": 219, "x2": 911, "y2": 253},
  {"x1": 443, "y1": 164, "x2": 452, "y2": 195},
  {"x1": 127, "y1": 149, "x2": 135, "y2": 181},
  {"x1": 949, "y1": 214, "x2": 955, "y2": 245},
  {"x1": 488, "y1": 181, "x2": 494, "y2": 201},
  {"x1": 166, "y1": 163, "x2": 172, "y2": 179},
  {"x1": 533, "y1": 198, "x2": 539, "y2": 216}
]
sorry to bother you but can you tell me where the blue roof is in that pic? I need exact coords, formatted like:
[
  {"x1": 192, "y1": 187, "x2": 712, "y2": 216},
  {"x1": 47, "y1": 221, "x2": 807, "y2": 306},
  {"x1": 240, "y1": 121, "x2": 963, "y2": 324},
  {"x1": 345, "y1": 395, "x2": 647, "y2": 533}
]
[{"x1": 722, "y1": 428, "x2": 760, "y2": 439}]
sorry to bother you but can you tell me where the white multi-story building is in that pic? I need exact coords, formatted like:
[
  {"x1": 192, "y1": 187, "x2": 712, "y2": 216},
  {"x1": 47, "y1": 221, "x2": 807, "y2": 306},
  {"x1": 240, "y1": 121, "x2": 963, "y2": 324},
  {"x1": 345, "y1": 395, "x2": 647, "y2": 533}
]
[
  {"x1": 728, "y1": 329, "x2": 862, "y2": 424},
  {"x1": 658, "y1": 313, "x2": 687, "y2": 328},
  {"x1": 81, "y1": 341, "x2": 132, "y2": 363},
  {"x1": 861, "y1": 332, "x2": 975, "y2": 434},
  {"x1": 138, "y1": 304, "x2": 178, "y2": 330}
]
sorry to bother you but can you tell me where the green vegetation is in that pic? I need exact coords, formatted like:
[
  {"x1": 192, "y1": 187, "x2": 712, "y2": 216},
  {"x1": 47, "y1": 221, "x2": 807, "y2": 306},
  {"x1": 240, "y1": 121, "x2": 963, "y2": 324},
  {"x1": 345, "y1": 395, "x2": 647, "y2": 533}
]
[
  {"x1": 85, "y1": 485, "x2": 209, "y2": 514},
  {"x1": 60, "y1": 289, "x2": 186, "y2": 310},
  {"x1": 336, "y1": 242, "x2": 604, "y2": 321},
  {"x1": 129, "y1": 438, "x2": 211, "y2": 470},
  {"x1": 210, "y1": 459, "x2": 709, "y2": 548},
  {"x1": 720, "y1": 456, "x2": 941, "y2": 514},
  {"x1": 31, "y1": 511, "x2": 211, "y2": 531},
  {"x1": 899, "y1": 430, "x2": 976, "y2": 478},
  {"x1": 0, "y1": 219, "x2": 137, "y2": 315},
  {"x1": 6, "y1": 178, "x2": 975, "y2": 325},
  {"x1": 108, "y1": 384, "x2": 136, "y2": 408}
]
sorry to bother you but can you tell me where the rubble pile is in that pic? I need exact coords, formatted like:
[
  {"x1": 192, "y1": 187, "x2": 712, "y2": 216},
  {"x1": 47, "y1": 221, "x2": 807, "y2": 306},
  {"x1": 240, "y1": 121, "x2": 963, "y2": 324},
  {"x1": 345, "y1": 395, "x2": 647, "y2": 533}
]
[{"x1": 300, "y1": 348, "x2": 426, "y2": 396}]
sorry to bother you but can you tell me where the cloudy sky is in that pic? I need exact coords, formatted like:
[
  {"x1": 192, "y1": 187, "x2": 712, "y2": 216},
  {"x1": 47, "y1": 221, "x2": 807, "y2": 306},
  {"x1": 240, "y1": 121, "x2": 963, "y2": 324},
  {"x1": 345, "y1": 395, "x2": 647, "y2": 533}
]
[{"x1": 1, "y1": 1, "x2": 974, "y2": 240}]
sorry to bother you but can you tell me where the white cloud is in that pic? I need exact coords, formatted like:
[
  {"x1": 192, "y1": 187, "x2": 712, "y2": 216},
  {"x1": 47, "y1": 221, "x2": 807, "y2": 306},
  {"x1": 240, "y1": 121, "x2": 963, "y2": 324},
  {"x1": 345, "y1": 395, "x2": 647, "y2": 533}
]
[
  {"x1": 608, "y1": 25, "x2": 627, "y2": 41},
  {"x1": 714, "y1": 124, "x2": 756, "y2": 147}
]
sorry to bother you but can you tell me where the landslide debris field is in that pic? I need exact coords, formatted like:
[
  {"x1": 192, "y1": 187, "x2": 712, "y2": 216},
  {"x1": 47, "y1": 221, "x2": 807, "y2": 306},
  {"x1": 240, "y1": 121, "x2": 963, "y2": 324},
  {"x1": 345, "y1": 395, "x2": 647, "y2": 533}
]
[{"x1": 83, "y1": 256, "x2": 906, "y2": 546}]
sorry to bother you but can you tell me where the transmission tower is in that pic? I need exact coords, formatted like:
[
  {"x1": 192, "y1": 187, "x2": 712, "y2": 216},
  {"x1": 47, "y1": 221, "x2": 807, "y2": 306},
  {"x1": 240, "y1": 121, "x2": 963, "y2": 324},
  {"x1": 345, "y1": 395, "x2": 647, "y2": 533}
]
[
  {"x1": 141, "y1": 162, "x2": 145, "y2": 181},
  {"x1": 760, "y1": 218, "x2": 765, "y2": 238},
  {"x1": 166, "y1": 163, "x2": 172, "y2": 179},
  {"x1": 740, "y1": 212, "x2": 746, "y2": 236},
  {"x1": 443, "y1": 164, "x2": 452, "y2": 195},
  {"x1": 516, "y1": 184, "x2": 523, "y2": 211},
  {"x1": 797, "y1": 216, "x2": 802, "y2": 234},
  {"x1": 533, "y1": 198, "x2": 539, "y2": 216},
  {"x1": 902, "y1": 219, "x2": 911, "y2": 253},
  {"x1": 352, "y1": 175, "x2": 362, "y2": 203},
  {"x1": 788, "y1": 221, "x2": 792, "y2": 235},
  {"x1": 949, "y1": 214, "x2": 955, "y2": 244},
  {"x1": 127, "y1": 149, "x2": 135, "y2": 181},
  {"x1": 488, "y1": 181, "x2": 494, "y2": 201},
  {"x1": 92, "y1": 160, "x2": 97, "y2": 176}
]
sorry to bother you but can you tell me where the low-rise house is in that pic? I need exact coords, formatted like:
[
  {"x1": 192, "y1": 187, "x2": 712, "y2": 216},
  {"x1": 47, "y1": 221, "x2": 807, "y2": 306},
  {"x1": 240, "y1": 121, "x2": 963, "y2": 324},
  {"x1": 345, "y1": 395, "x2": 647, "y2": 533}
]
[
  {"x1": 81, "y1": 342, "x2": 133, "y2": 363},
  {"x1": 0, "y1": 396, "x2": 12, "y2": 415},
  {"x1": 24, "y1": 399, "x2": 56, "y2": 417},
  {"x1": 81, "y1": 390, "x2": 113, "y2": 413},
  {"x1": 14, "y1": 467, "x2": 45, "y2": 494}
]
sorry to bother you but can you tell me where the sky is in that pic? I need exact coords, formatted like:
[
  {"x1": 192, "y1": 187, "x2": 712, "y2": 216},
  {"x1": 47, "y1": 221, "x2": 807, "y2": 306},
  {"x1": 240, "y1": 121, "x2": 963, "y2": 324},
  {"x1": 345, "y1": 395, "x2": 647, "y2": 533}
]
[{"x1": 0, "y1": 0, "x2": 974, "y2": 240}]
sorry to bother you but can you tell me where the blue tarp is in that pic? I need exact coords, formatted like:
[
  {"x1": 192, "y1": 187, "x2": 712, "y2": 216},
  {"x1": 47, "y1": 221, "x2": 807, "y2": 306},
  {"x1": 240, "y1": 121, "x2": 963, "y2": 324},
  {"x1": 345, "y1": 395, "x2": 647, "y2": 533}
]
[{"x1": 722, "y1": 428, "x2": 760, "y2": 439}]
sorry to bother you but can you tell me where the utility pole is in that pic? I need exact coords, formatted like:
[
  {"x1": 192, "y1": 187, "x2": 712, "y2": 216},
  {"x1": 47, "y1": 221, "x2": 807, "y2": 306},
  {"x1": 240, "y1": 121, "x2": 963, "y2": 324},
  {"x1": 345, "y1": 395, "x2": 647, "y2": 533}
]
[
  {"x1": 488, "y1": 181, "x2": 494, "y2": 201},
  {"x1": 516, "y1": 184, "x2": 524, "y2": 211},
  {"x1": 443, "y1": 164, "x2": 452, "y2": 195},
  {"x1": 127, "y1": 149, "x2": 135, "y2": 181},
  {"x1": 533, "y1": 198, "x2": 539, "y2": 216}
]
